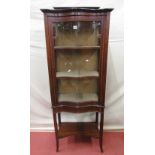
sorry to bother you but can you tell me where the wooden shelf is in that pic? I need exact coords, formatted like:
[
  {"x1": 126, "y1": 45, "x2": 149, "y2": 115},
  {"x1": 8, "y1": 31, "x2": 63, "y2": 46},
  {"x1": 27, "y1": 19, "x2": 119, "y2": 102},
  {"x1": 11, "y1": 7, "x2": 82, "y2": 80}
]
[
  {"x1": 58, "y1": 122, "x2": 99, "y2": 138},
  {"x1": 54, "y1": 46, "x2": 100, "y2": 50},
  {"x1": 56, "y1": 71, "x2": 99, "y2": 78},
  {"x1": 53, "y1": 35, "x2": 101, "y2": 39},
  {"x1": 58, "y1": 93, "x2": 98, "y2": 103}
]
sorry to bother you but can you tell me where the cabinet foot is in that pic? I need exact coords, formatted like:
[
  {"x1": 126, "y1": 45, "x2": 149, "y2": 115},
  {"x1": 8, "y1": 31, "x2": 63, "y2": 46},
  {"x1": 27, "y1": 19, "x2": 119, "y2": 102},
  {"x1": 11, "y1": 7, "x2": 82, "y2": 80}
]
[{"x1": 56, "y1": 138, "x2": 59, "y2": 152}]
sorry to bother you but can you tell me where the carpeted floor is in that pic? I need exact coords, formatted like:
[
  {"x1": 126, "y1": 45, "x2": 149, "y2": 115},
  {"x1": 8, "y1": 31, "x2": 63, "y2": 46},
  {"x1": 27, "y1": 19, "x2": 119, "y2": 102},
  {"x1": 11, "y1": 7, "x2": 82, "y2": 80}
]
[{"x1": 30, "y1": 132, "x2": 124, "y2": 155}]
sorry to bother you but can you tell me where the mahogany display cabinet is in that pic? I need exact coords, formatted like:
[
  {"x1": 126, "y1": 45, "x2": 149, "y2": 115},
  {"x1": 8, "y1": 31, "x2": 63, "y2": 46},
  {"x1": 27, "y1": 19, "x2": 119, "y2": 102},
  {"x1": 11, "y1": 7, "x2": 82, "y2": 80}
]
[{"x1": 41, "y1": 7, "x2": 113, "y2": 152}]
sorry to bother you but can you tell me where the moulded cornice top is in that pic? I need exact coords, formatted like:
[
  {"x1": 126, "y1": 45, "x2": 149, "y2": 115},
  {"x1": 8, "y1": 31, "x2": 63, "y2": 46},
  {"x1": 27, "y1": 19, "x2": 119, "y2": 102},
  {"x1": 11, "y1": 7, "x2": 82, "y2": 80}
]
[{"x1": 41, "y1": 7, "x2": 113, "y2": 14}]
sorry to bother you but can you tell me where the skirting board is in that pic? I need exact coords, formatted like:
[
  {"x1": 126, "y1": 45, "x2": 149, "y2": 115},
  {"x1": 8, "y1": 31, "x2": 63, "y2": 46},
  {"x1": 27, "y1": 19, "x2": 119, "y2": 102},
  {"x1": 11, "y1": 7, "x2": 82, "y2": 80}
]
[{"x1": 30, "y1": 124, "x2": 124, "y2": 132}]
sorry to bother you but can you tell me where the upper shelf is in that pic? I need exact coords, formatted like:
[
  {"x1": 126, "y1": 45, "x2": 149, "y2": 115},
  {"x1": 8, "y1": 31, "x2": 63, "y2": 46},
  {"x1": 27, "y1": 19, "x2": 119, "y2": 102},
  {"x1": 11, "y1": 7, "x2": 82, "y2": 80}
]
[{"x1": 54, "y1": 46, "x2": 100, "y2": 50}]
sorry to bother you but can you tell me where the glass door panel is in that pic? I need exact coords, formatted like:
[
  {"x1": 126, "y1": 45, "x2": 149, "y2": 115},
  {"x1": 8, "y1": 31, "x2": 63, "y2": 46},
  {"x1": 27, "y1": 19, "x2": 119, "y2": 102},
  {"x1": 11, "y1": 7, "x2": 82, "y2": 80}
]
[
  {"x1": 53, "y1": 21, "x2": 101, "y2": 46},
  {"x1": 53, "y1": 21, "x2": 100, "y2": 103},
  {"x1": 56, "y1": 49, "x2": 99, "y2": 78},
  {"x1": 58, "y1": 79, "x2": 98, "y2": 103}
]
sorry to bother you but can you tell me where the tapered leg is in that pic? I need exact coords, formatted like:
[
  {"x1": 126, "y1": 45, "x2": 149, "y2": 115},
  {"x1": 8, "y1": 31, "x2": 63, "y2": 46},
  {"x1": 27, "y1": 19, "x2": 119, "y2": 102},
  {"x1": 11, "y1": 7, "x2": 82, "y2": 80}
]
[
  {"x1": 56, "y1": 136, "x2": 59, "y2": 152},
  {"x1": 99, "y1": 112, "x2": 104, "y2": 152},
  {"x1": 53, "y1": 112, "x2": 59, "y2": 152}
]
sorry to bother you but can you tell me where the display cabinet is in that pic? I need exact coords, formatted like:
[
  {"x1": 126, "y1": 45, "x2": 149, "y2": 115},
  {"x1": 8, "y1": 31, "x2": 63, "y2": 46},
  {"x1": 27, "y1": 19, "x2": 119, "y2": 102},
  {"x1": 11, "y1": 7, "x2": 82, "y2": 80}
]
[{"x1": 41, "y1": 7, "x2": 113, "y2": 152}]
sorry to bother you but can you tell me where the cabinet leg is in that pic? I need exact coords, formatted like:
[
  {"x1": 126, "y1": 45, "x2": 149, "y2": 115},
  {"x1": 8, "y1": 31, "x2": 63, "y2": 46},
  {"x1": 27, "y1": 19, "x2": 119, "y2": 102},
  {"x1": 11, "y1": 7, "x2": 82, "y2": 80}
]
[
  {"x1": 99, "y1": 112, "x2": 104, "y2": 152},
  {"x1": 99, "y1": 136, "x2": 103, "y2": 152},
  {"x1": 53, "y1": 112, "x2": 59, "y2": 152},
  {"x1": 58, "y1": 113, "x2": 61, "y2": 124},
  {"x1": 96, "y1": 112, "x2": 98, "y2": 124},
  {"x1": 56, "y1": 137, "x2": 59, "y2": 152}
]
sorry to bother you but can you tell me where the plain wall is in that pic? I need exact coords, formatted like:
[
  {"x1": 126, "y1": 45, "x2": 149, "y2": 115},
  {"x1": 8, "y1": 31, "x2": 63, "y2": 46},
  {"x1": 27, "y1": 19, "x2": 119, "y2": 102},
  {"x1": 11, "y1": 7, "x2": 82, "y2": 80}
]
[{"x1": 30, "y1": 0, "x2": 124, "y2": 130}]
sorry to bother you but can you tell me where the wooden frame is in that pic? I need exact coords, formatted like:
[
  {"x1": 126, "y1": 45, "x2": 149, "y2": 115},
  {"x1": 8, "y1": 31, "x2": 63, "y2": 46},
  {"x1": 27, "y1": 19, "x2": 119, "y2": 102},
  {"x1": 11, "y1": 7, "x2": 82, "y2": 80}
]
[{"x1": 41, "y1": 7, "x2": 113, "y2": 152}]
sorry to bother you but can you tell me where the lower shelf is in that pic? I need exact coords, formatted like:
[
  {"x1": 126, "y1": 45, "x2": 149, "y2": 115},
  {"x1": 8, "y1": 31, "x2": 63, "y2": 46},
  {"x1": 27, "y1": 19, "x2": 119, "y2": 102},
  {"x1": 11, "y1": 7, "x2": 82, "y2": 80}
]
[
  {"x1": 56, "y1": 71, "x2": 99, "y2": 78},
  {"x1": 58, "y1": 122, "x2": 99, "y2": 138}
]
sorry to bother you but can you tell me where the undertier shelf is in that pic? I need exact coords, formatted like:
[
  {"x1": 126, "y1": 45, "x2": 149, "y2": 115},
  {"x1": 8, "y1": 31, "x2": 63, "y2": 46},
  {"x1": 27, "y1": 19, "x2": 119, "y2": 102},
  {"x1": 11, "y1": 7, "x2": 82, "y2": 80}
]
[
  {"x1": 58, "y1": 122, "x2": 99, "y2": 138},
  {"x1": 58, "y1": 93, "x2": 98, "y2": 102},
  {"x1": 56, "y1": 71, "x2": 99, "y2": 78}
]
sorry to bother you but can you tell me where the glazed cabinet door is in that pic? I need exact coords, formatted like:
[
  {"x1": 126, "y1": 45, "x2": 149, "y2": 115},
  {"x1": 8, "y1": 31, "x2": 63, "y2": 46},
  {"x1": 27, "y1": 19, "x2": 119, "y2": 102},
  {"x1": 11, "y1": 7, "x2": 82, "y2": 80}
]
[{"x1": 48, "y1": 19, "x2": 103, "y2": 106}]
